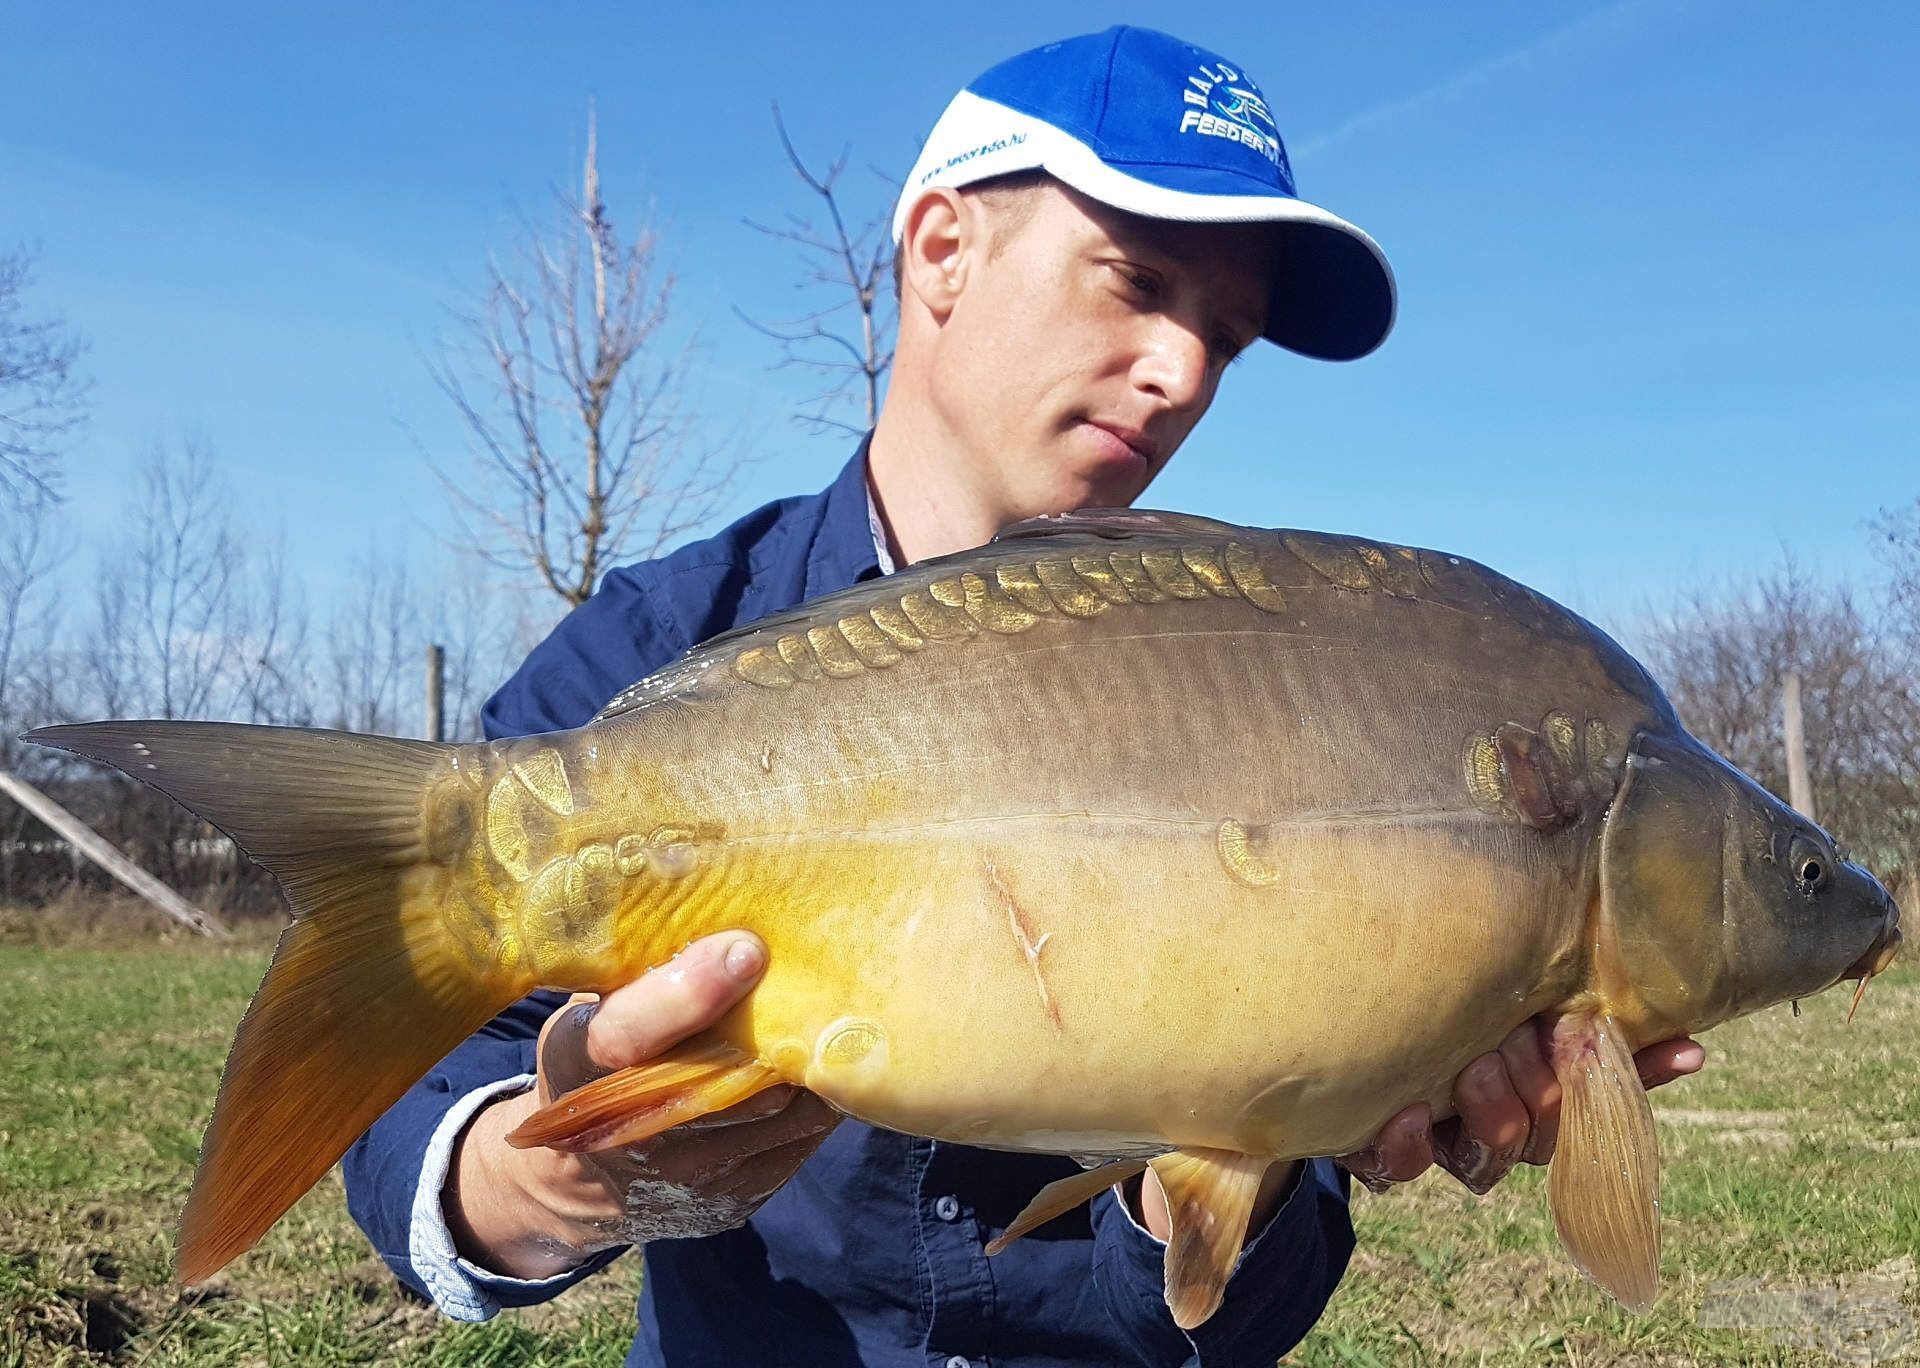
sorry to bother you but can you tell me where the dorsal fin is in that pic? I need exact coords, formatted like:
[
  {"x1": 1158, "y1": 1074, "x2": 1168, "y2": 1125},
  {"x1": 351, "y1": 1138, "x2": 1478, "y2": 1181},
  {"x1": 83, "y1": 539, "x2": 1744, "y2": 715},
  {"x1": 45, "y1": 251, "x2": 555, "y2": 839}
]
[
  {"x1": 994, "y1": 509, "x2": 1247, "y2": 543},
  {"x1": 591, "y1": 657, "x2": 724, "y2": 723}
]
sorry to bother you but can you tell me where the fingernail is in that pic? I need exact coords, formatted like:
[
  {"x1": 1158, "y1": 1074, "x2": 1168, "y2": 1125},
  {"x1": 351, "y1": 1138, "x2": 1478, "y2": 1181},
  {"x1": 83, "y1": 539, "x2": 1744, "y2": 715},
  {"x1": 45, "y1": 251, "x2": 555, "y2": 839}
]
[
  {"x1": 724, "y1": 937, "x2": 765, "y2": 980},
  {"x1": 1342, "y1": 1149, "x2": 1395, "y2": 1195},
  {"x1": 1455, "y1": 1139, "x2": 1497, "y2": 1194},
  {"x1": 1466, "y1": 1059, "x2": 1505, "y2": 1102}
]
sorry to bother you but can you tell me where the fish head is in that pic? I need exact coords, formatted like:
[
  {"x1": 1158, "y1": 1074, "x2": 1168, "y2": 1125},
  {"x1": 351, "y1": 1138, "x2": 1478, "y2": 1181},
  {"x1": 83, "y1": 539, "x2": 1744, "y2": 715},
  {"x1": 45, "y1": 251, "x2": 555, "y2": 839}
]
[{"x1": 1598, "y1": 729, "x2": 1900, "y2": 1036}]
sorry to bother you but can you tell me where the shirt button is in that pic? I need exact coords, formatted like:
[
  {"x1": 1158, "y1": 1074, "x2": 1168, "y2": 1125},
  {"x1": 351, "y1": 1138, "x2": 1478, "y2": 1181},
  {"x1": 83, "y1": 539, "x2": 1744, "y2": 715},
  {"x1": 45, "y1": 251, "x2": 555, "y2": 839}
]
[
  {"x1": 945, "y1": 1358, "x2": 972, "y2": 1368},
  {"x1": 933, "y1": 1194, "x2": 961, "y2": 1222}
]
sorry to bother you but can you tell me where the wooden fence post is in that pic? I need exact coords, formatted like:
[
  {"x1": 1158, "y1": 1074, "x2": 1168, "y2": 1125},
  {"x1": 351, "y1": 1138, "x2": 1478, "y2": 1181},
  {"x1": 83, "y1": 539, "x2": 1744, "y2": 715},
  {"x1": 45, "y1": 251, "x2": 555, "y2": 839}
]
[
  {"x1": 1783, "y1": 670, "x2": 1814, "y2": 821},
  {"x1": 426, "y1": 643, "x2": 445, "y2": 744}
]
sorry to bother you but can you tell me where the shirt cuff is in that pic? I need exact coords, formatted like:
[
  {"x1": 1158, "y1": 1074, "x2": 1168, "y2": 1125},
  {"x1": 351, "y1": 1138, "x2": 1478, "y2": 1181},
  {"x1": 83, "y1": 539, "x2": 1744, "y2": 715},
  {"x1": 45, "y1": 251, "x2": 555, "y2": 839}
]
[{"x1": 407, "y1": 1074, "x2": 620, "y2": 1321}]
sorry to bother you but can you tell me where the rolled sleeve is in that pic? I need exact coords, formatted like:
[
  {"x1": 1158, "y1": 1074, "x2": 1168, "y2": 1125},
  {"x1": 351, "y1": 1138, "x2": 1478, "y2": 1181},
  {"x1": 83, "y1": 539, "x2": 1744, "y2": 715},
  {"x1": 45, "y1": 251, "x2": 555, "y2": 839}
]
[
  {"x1": 343, "y1": 992, "x2": 617, "y2": 1316},
  {"x1": 1088, "y1": 1158, "x2": 1356, "y2": 1366},
  {"x1": 395, "y1": 1074, "x2": 619, "y2": 1319}
]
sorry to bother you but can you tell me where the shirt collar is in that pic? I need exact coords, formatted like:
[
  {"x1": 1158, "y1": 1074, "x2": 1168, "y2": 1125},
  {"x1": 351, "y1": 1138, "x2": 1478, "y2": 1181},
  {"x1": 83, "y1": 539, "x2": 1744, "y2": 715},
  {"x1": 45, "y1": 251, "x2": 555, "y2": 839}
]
[
  {"x1": 866, "y1": 482, "x2": 897, "y2": 576},
  {"x1": 803, "y1": 431, "x2": 890, "y2": 597}
]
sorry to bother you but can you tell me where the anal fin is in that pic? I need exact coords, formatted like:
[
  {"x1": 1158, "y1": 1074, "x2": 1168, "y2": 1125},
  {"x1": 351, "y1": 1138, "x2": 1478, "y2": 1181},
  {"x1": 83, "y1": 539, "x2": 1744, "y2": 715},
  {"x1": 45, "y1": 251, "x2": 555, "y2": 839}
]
[
  {"x1": 506, "y1": 1038, "x2": 780, "y2": 1153},
  {"x1": 1546, "y1": 1011, "x2": 1662, "y2": 1312},
  {"x1": 985, "y1": 1159, "x2": 1149, "y2": 1255},
  {"x1": 1151, "y1": 1148, "x2": 1272, "y2": 1330}
]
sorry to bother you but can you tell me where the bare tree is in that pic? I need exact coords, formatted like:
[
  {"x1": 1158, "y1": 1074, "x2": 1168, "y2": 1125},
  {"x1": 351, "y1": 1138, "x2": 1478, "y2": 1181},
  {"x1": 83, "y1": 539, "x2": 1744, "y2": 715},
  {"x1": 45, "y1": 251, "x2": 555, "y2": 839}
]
[
  {"x1": 0, "y1": 492, "x2": 65, "y2": 768},
  {"x1": 68, "y1": 439, "x2": 266, "y2": 897},
  {"x1": 0, "y1": 494, "x2": 64, "y2": 900},
  {"x1": 0, "y1": 245, "x2": 88, "y2": 506},
  {"x1": 325, "y1": 548, "x2": 420, "y2": 734},
  {"x1": 232, "y1": 537, "x2": 314, "y2": 726},
  {"x1": 1638, "y1": 546, "x2": 1917, "y2": 892},
  {"x1": 0, "y1": 251, "x2": 89, "y2": 901},
  {"x1": 87, "y1": 437, "x2": 245, "y2": 720},
  {"x1": 1875, "y1": 496, "x2": 1920, "y2": 647},
  {"x1": 422, "y1": 554, "x2": 525, "y2": 741},
  {"x1": 72, "y1": 437, "x2": 309, "y2": 721},
  {"x1": 737, "y1": 104, "x2": 896, "y2": 436},
  {"x1": 1868, "y1": 496, "x2": 1920, "y2": 894},
  {"x1": 430, "y1": 113, "x2": 735, "y2": 616}
]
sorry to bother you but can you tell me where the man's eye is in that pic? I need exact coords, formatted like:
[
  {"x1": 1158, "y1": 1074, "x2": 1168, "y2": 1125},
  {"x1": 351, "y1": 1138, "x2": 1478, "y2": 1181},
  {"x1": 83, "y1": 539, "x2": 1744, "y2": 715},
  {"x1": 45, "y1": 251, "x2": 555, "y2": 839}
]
[
  {"x1": 1211, "y1": 336, "x2": 1248, "y2": 367},
  {"x1": 1113, "y1": 265, "x2": 1160, "y2": 297}
]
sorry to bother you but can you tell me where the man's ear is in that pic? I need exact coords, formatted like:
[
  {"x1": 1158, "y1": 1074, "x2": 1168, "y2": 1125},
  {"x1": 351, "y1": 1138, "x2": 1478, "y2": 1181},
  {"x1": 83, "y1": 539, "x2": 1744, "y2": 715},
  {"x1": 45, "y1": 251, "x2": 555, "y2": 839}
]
[{"x1": 899, "y1": 189, "x2": 975, "y2": 321}]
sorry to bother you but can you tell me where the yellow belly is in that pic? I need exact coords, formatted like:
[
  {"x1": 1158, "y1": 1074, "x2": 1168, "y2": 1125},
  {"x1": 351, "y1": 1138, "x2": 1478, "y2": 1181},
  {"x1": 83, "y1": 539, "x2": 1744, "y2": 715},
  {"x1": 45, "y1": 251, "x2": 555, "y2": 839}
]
[{"x1": 702, "y1": 814, "x2": 1587, "y2": 1159}]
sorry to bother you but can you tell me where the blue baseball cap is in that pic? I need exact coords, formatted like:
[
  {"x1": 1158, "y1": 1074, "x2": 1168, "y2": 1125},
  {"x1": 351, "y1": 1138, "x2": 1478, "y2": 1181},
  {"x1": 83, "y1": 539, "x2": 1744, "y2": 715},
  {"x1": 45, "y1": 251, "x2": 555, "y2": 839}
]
[{"x1": 893, "y1": 27, "x2": 1396, "y2": 361}]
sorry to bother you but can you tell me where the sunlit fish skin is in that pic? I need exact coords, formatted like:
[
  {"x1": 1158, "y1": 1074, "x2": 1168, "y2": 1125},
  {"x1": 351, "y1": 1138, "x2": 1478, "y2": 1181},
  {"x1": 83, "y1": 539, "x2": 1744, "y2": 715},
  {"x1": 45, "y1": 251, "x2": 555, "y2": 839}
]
[{"x1": 28, "y1": 508, "x2": 1901, "y2": 1328}]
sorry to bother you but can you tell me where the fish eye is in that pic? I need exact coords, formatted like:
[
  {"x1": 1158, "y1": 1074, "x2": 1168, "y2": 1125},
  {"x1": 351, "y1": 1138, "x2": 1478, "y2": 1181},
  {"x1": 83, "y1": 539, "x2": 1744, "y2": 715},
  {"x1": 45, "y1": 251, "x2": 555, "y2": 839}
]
[{"x1": 1788, "y1": 835, "x2": 1832, "y2": 894}]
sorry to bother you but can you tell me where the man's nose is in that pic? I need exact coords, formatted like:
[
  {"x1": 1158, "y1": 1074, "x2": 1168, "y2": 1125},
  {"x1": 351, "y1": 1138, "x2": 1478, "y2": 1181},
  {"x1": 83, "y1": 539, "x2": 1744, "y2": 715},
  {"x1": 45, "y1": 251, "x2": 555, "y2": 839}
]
[{"x1": 1133, "y1": 322, "x2": 1212, "y2": 413}]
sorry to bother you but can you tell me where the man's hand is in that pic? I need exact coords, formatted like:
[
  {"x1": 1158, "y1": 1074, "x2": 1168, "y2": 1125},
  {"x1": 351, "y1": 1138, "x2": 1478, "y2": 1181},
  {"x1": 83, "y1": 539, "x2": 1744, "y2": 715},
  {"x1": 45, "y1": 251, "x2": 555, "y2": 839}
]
[
  {"x1": 445, "y1": 932, "x2": 839, "y2": 1279},
  {"x1": 1336, "y1": 1019, "x2": 1706, "y2": 1195}
]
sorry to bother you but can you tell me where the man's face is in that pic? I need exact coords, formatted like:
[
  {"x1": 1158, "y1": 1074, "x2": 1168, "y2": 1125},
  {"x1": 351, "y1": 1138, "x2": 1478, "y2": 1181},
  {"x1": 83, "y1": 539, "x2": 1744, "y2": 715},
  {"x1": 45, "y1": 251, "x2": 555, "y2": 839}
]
[{"x1": 928, "y1": 181, "x2": 1278, "y2": 523}]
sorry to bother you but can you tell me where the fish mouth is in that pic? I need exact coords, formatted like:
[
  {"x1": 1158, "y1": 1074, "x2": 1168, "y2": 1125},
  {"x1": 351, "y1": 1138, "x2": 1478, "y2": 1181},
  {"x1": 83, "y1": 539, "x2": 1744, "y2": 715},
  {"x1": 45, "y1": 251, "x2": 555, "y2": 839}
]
[
  {"x1": 1844, "y1": 921, "x2": 1903, "y2": 983},
  {"x1": 1841, "y1": 906, "x2": 1901, "y2": 1024}
]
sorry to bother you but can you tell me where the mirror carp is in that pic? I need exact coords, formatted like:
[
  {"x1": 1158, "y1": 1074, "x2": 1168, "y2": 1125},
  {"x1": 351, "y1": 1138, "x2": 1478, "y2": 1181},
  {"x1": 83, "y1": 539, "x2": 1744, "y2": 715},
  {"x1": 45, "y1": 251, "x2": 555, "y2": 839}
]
[{"x1": 29, "y1": 509, "x2": 1903, "y2": 1329}]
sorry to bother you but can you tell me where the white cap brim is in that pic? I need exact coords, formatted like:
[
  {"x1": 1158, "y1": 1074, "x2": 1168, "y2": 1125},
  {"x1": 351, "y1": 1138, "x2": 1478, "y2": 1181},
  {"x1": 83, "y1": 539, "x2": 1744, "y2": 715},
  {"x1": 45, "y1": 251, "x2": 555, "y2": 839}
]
[{"x1": 894, "y1": 91, "x2": 1397, "y2": 361}]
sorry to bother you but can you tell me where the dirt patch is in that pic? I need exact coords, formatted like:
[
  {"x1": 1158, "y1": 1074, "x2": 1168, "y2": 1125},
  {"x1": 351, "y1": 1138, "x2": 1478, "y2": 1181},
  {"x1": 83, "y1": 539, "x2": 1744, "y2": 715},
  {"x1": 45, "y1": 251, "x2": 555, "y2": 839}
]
[
  {"x1": 1443, "y1": 1251, "x2": 1568, "y2": 1318},
  {"x1": 1659, "y1": 1108, "x2": 1802, "y2": 1150},
  {"x1": 2, "y1": 1253, "x2": 174, "y2": 1363},
  {"x1": 1658, "y1": 1108, "x2": 1803, "y2": 1128},
  {"x1": 1662, "y1": 1106, "x2": 1920, "y2": 1156}
]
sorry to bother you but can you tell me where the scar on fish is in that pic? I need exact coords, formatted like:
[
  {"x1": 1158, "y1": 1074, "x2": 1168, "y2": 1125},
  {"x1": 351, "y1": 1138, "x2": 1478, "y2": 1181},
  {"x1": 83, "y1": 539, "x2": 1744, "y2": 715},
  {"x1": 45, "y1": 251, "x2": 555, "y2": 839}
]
[
  {"x1": 1464, "y1": 711, "x2": 1616, "y2": 832},
  {"x1": 984, "y1": 860, "x2": 1061, "y2": 1031}
]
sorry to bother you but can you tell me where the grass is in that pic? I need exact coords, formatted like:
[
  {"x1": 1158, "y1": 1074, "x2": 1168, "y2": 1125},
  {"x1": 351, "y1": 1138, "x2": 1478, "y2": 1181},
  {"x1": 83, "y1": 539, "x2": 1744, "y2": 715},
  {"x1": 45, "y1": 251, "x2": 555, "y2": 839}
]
[
  {"x1": 1, "y1": 900, "x2": 1915, "y2": 1365},
  {"x1": 1289, "y1": 962, "x2": 1920, "y2": 1366},
  {"x1": 0, "y1": 904, "x2": 641, "y2": 1367}
]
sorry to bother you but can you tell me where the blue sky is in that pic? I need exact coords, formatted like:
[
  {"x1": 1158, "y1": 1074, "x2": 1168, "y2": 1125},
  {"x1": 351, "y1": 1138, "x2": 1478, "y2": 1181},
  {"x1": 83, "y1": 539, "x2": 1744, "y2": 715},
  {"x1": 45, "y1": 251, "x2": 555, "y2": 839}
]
[{"x1": 2, "y1": 1, "x2": 1916, "y2": 639}]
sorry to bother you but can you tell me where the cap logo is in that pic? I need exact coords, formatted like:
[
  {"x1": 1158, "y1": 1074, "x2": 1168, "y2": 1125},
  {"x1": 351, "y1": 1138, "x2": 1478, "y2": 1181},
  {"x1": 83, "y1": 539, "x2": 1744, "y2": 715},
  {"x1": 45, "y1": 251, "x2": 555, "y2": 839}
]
[{"x1": 1178, "y1": 61, "x2": 1290, "y2": 181}]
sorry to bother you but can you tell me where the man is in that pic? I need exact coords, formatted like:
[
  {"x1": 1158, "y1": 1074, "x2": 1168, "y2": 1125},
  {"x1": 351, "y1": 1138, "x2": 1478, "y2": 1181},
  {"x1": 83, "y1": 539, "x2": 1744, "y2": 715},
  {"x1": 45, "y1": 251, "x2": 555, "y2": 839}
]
[{"x1": 345, "y1": 26, "x2": 1704, "y2": 1366}]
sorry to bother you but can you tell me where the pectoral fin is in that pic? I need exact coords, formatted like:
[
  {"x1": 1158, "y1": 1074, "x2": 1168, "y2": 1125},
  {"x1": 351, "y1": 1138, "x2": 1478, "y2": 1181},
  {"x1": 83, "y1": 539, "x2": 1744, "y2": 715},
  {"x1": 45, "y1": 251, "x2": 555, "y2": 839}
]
[
  {"x1": 985, "y1": 1159, "x2": 1149, "y2": 1255},
  {"x1": 1546, "y1": 1011, "x2": 1662, "y2": 1312},
  {"x1": 507, "y1": 1038, "x2": 780, "y2": 1152},
  {"x1": 1151, "y1": 1148, "x2": 1273, "y2": 1330}
]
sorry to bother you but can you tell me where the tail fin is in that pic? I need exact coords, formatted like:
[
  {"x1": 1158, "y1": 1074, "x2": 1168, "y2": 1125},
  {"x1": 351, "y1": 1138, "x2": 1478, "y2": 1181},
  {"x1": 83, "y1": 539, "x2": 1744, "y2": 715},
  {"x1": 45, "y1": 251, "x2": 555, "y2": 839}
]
[{"x1": 26, "y1": 721, "x2": 523, "y2": 1283}]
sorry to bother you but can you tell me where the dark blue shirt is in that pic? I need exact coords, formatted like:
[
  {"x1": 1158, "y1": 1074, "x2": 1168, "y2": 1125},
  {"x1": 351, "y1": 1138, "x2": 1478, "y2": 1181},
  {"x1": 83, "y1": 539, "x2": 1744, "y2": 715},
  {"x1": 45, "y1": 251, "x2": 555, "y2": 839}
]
[{"x1": 343, "y1": 438, "x2": 1355, "y2": 1367}]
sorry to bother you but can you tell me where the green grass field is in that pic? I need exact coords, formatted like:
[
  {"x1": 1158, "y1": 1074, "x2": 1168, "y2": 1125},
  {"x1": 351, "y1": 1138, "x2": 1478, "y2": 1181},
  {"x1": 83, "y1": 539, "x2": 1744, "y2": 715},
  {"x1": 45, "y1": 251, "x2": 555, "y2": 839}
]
[{"x1": 2, "y1": 907, "x2": 1914, "y2": 1366}]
